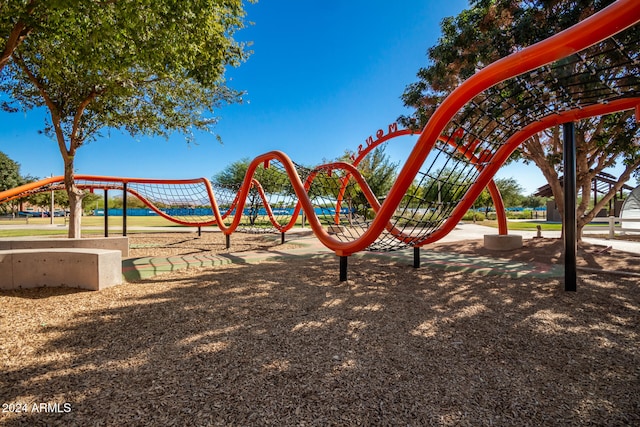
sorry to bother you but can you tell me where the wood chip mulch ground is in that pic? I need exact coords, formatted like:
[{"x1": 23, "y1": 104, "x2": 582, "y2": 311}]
[{"x1": 1, "y1": 232, "x2": 639, "y2": 426}]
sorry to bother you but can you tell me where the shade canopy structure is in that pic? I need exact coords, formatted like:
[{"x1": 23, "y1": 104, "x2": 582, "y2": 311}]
[{"x1": 621, "y1": 186, "x2": 640, "y2": 219}]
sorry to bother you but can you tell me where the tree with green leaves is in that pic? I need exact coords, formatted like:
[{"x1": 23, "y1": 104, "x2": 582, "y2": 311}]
[
  {"x1": 338, "y1": 144, "x2": 399, "y2": 218},
  {"x1": 1, "y1": 0, "x2": 254, "y2": 237},
  {"x1": 0, "y1": 150, "x2": 24, "y2": 214},
  {"x1": 474, "y1": 177, "x2": 524, "y2": 216},
  {"x1": 522, "y1": 195, "x2": 546, "y2": 210},
  {"x1": 0, "y1": 0, "x2": 36, "y2": 72},
  {"x1": 400, "y1": 0, "x2": 639, "y2": 238},
  {"x1": 0, "y1": 150, "x2": 22, "y2": 192},
  {"x1": 213, "y1": 157, "x2": 294, "y2": 225}
]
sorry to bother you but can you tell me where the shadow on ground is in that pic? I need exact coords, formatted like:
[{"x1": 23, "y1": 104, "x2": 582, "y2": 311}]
[{"x1": 1, "y1": 256, "x2": 638, "y2": 426}]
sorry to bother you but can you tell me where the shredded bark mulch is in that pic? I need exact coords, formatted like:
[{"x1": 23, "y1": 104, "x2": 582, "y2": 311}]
[{"x1": 1, "y1": 233, "x2": 638, "y2": 426}]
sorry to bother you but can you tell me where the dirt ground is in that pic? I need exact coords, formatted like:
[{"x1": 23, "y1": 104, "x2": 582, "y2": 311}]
[
  {"x1": 1, "y1": 232, "x2": 639, "y2": 426},
  {"x1": 430, "y1": 236, "x2": 640, "y2": 276}
]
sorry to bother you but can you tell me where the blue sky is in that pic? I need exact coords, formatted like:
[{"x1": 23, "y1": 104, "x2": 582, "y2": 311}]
[{"x1": 0, "y1": 0, "x2": 584, "y2": 195}]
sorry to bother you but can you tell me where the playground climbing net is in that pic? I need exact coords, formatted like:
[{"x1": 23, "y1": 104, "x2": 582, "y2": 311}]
[{"x1": 340, "y1": 25, "x2": 640, "y2": 252}]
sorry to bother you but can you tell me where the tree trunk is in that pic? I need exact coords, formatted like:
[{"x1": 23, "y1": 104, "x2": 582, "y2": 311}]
[
  {"x1": 67, "y1": 188, "x2": 84, "y2": 238},
  {"x1": 63, "y1": 156, "x2": 84, "y2": 238}
]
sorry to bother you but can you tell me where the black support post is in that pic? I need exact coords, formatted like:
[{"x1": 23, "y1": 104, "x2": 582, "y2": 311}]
[
  {"x1": 563, "y1": 122, "x2": 577, "y2": 292},
  {"x1": 281, "y1": 232, "x2": 285, "y2": 244},
  {"x1": 122, "y1": 183, "x2": 127, "y2": 237},
  {"x1": 104, "y1": 189, "x2": 109, "y2": 238},
  {"x1": 225, "y1": 234, "x2": 231, "y2": 249},
  {"x1": 339, "y1": 256, "x2": 348, "y2": 282},
  {"x1": 413, "y1": 247, "x2": 420, "y2": 268},
  {"x1": 198, "y1": 226, "x2": 202, "y2": 237}
]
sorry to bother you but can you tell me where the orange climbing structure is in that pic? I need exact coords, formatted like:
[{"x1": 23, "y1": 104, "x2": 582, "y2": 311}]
[{"x1": 1, "y1": 0, "x2": 639, "y2": 282}]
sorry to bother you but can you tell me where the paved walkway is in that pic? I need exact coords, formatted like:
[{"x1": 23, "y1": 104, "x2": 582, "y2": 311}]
[{"x1": 123, "y1": 223, "x2": 640, "y2": 281}]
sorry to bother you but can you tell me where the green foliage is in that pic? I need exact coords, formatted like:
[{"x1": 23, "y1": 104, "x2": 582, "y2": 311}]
[
  {"x1": 506, "y1": 210, "x2": 537, "y2": 220},
  {"x1": 474, "y1": 177, "x2": 525, "y2": 214},
  {"x1": 404, "y1": 168, "x2": 472, "y2": 209},
  {"x1": 23, "y1": 189, "x2": 62, "y2": 210},
  {"x1": 399, "y1": 0, "x2": 639, "y2": 236},
  {"x1": 0, "y1": 150, "x2": 22, "y2": 192},
  {"x1": 462, "y1": 210, "x2": 485, "y2": 222},
  {"x1": 2, "y1": 0, "x2": 253, "y2": 146},
  {"x1": 337, "y1": 144, "x2": 398, "y2": 216},
  {"x1": 109, "y1": 194, "x2": 148, "y2": 210},
  {"x1": 81, "y1": 192, "x2": 102, "y2": 213},
  {"x1": 213, "y1": 157, "x2": 293, "y2": 225},
  {"x1": 1, "y1": 0, "x2": 255, "y2": 236},
  {"x1": 0, "y1": 150, "x2": 35, "y2": 214},
  {"x1": 214, "y1": 158, "x2": 292, "y2": 195},
  {"x1": 495, "y1": 178, "x2": 524, "y2": 207},
  {"x1": 401, "y1": 0, "x2": 618, "y2": 121},
  {"x1": 521, "y1": 195, "x2": 546, "y2": 209}
]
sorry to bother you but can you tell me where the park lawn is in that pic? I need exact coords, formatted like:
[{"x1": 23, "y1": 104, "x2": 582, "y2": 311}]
[
  {"x1": 0, "y1": 215, "x2": 183, "y2": 237},
  {"x1": 0, "y1": 214, "x2": 307, "y2": 237},
  {"x1": 0, "y1": 216, "x2": 602, "y2": 238},
  {"x1": 482, "y1": 220, "x2": 563, "y2": 231}
]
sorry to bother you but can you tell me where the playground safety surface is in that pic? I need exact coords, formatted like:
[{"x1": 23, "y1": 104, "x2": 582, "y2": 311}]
[
  {"x1": 122, "y1": 231, "x2": 565, "y2": 282},
  {"x1": 122, "y1": 247, "x2": 565, "y2": 282},
  {"x1": 4, "y1": 228, "x2": 640, "y2": 426},
  {"x1": 4, "y1": 232, "x2": 640, "y2": 427}
]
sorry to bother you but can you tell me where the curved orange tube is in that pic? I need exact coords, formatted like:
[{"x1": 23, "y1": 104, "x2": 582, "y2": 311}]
[{"x1": 333, "y1": 128, "x2": 508, "y2": 235}]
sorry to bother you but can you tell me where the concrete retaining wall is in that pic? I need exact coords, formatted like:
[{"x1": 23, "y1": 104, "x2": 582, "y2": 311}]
[
  {"x1": 0, "y1": 248, "x2": 122, "y2": 291},
  {"x1": 0, "y1": 236, "x2": 128, "y2": 257}
]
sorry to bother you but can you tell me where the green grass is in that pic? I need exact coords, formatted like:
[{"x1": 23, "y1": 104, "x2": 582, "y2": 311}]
[
  {"x1": 1, "y1": 215, "x2": 603, "y2": 238},
  {"x1": 482, "y1": 220, "x2": 606, "y2": 231},
  {"x1": 481, "y1": 220, "x2": 563, "y2": 231},
  {"x1": 0, "y1": 229, "x2": 109, "y2": 237},
  {"x1": 0, "y1": 214, "x2": 308, "y2": 237},
  {"x1": 1, "y1": 215, "x2": 185, "y2": 227},
  {"x1": 0, "y1": 215, "x2": 185, "y2": 237}
]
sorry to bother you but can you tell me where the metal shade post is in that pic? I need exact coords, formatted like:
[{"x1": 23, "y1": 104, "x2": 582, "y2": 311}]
[
  {"x1": 563, "y1": 122, "x2": 577, "y2": 292},
  {"x1": 104, "y1": 189, "x2": 109, "y2": 238},
  {"x1": 339, "y1": 256, "x2": 348, "y2": 282},
  {"x1": 122, "y1": 183, "x2": 128, "y2": 237}
]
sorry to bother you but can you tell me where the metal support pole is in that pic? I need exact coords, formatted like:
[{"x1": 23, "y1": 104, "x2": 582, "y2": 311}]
[
  {"x1": 122, "y1": 183, "x2": 128, "y2": 237},
  {"x1": 281, "y1": 232, "x2": 285, "y2": 244},
  {"x1": 198, "y1": 226, "x2": 202, "y2": 237},
  {"x1": 339, "y1": 256, "x2": 348, "y2": 282},
  {"x1": 225, "y1": 234, "x2": 230, "y2": 249},
  {"x1": 563, "y1": 122, "x2": 577, "y2": 292},
  {"x1": 50, "y1": 178, "x2": 55, "y2": 225},
  {"x1": 104, "y1": 189, "x2": 109, "y2": 238},
  {"x1": 413, "y1": 247, "x2": 420, "y2": 268}
]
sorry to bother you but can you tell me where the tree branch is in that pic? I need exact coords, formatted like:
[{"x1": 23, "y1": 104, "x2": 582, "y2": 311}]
[
  {"x1": 0, "y1": 0, "x2": 37, "y2": 71},
  {"x1": 12, "y1": 52, "x2": 69, "y2": 158},
  {"x1": 69, "y1": 88, "x2": 104, "y2": 156}
]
